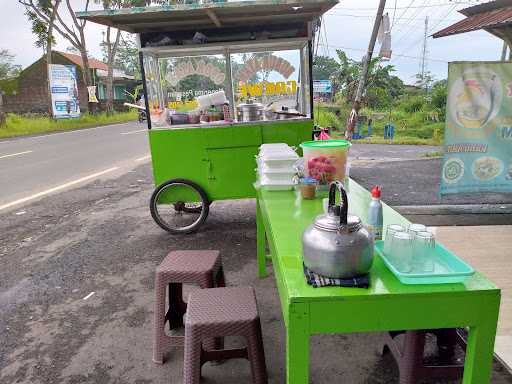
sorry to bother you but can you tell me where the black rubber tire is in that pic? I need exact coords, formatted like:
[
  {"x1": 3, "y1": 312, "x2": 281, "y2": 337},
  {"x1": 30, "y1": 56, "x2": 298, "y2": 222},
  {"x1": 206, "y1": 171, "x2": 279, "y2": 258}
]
[{"x1": 150, "y1": 179, "x2": 210, "y2": 234}]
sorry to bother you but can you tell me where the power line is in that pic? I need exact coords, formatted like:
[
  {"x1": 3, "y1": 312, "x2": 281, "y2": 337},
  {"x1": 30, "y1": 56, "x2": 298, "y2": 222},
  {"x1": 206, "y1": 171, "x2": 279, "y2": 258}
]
[
  {"x1": 427, "y1": 2, "x2": 459, "y2": 33},
  {"x1": 317, "y1": 43, "x2": 449, "y2": 63},
  {"x1": 322, "y1": 20, "x2": 330, "y2": 57},
  {"x1": 391, "y1": 0, "x2": 417, "y2": 30},
  {"x1": 320, "y1": 21, "x2": 328, "y2": 56},
  {"x1": 391, "y1": 0, "x2": 430, "y2": 47},
  {"x1": 391, "y1": 2, "x2": 458, "y2": 64},
  {"x1": 333, "y1": 1, "x2": 478, "y2": 11},
  {"x1": 392, "y1": 0, "x2": 398, "y2": 25},
  {"x1": 327, "y1": 12, "x2": 459, "y2": 23}
]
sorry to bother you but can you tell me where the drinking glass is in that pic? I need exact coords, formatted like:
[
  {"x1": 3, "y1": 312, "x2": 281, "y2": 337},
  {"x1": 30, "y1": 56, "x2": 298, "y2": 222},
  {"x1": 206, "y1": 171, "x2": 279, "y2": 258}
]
[
  {"x1": 412, "y1": 230, "x2": 435, "y2": 272},
  {"x1": 389, "y1": 231, "x2": 413, "y2": 272},
  {"x1": 408, "y1": 223, "x2": 427, "y2": 237},
  {"x1": 384, "y1": 224, "x2": 405, "y2": 256}
]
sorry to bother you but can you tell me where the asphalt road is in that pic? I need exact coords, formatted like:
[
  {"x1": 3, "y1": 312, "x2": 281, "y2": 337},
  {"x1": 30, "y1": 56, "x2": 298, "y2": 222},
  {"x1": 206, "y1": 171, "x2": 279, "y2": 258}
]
[
  {"x1": 0, "y1": 122, "x2": 150, "y2": 210},
  {"x1": 1, "y1": 163, "x2": 511, "y2": 384}
]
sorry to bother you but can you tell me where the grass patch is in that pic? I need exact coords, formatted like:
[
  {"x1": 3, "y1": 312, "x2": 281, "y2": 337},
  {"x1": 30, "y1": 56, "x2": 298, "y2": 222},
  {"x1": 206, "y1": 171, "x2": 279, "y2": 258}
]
[
  {"x1": 355, "y1": 136, "x2": 441, "y2": 146},
  {"x1": 315, "y1": 103, "x2": 445, "y2": 146},
  {"x1": 423, "y1": 150, "x2": 444, "y2": 157},
  {"x1": 0, "y1": 111, "x2": 138, "y2": 139},
  {"x1": 330, "y1": 131, "x2": 441, "y2": 145}
]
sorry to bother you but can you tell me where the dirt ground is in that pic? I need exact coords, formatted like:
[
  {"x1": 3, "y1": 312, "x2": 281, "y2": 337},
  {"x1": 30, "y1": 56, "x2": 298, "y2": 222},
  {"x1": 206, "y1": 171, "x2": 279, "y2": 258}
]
[{"x1": 1, "y1": 148, "x2": 511, "y2": 383}]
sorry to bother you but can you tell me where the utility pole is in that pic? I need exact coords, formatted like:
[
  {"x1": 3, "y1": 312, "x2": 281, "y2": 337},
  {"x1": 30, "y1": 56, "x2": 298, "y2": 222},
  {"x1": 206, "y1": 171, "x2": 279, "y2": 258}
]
[
  {"x1": 420, "y1": 16, "x2": 429, "y2": 88},
  {"x1": 347, "y1": 0, "x2": 385, "y2": 141}
]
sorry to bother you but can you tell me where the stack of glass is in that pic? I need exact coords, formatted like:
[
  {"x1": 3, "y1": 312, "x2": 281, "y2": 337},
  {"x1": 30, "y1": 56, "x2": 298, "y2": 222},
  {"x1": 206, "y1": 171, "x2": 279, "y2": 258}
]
[
  {"x1": 383, "y1": 223, "x2": 436, "y2": 273},
  {"x1": 256, "y1": 143, "x2": 298, "y2": 191}
]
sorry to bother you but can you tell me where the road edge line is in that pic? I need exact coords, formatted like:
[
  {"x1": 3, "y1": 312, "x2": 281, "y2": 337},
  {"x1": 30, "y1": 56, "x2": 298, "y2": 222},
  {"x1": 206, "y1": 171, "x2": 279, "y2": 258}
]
[
  {"x1": 0, "y1": 167, "x2": 120, "y2": 212},
  {"x1": 0, "y1": 150, "x2": 33, "y2": 160}
]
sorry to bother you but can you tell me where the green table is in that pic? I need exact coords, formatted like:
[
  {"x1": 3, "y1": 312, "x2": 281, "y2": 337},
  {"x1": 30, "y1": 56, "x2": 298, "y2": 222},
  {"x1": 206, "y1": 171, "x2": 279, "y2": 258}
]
[{"x1": 256, "y1": 179, "x2": 501, "y2": 384}]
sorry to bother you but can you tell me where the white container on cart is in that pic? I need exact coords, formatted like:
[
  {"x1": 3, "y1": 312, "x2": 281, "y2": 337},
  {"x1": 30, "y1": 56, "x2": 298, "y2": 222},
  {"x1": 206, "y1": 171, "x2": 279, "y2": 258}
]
[
  {"x1": 257, "y1": 151, "x2": 299, "y2": 169},
  {"x1": 256, "y1": 176, "x2": 295, "y2": 191}
]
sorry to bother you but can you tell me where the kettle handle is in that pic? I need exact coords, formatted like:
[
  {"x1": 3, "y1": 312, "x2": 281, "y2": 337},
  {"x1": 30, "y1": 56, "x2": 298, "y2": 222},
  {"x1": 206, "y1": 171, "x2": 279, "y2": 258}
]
[{"x1": 328, "y1": 181, "x2": 349, "y2": 226}]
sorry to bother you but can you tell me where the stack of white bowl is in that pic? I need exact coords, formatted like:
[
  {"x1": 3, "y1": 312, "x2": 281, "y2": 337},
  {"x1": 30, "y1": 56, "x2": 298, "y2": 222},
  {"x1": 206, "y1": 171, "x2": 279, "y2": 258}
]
[{"x1": 256, "y1": 143, "x2": 299, "y2": 190}]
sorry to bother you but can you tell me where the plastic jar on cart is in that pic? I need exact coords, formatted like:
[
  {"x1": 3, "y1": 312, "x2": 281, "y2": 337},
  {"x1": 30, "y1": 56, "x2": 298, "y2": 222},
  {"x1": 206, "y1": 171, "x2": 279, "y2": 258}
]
[
  {"x1": 299, "y1": 177, "x2": 318, "y2": 199},
  {"x1": 300, "y1": 140, "x2": 351, "y2": 184}
]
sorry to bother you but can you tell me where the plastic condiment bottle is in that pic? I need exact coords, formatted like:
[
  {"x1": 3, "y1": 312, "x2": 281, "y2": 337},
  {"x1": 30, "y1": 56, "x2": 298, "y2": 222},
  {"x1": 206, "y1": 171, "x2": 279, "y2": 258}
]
[{"x1": 367, "y1": 185, "x2": 383, "y2": 240}]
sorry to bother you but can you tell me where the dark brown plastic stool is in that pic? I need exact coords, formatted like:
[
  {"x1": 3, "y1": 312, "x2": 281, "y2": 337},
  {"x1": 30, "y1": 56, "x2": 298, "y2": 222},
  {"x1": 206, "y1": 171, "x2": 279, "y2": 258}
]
[
  {"x1": 383, "y1": 329, "x2": 465, "y2": 384},
  {"x1": 183, "y1": 287, "x2": 268, "y2": 384},
  {"x1": 153, "y1": 250, "x2": 225, "y2": 364}
]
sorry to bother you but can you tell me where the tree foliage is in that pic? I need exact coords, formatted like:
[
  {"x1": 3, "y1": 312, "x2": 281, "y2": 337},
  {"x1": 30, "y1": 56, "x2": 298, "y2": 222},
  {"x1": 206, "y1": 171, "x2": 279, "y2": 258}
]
[
  {"x1": 101, "y1": 34, "x2": 140, "y2": 77},
  {"x1": 313, "y1": 51, "x2": 404, "y2": 109},
  {"x1": 312, "y1": 51, "x2": 448, "y2": 128},
  {"x1": 24, "y1": 1, "x2": 56, "y2": 53},
  {"x1": 0, "y1": 50, "x2": 22, "y2": 80},
  {"x1": 312, "y1": 56, "x2": 339, "y2": 81},
  {"x1": 20, "y1": 0, "x2": 94, "y2": 109}
]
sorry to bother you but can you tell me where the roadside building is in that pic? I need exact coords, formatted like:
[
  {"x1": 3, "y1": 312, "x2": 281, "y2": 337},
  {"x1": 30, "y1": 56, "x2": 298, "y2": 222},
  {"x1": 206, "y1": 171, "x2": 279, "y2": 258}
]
[
  {"x1": 0, "y1": 51, "x2": 138, "y2": 114},
  {"x1": 433, "y1": 0, "x2": 512, "y2": 53}
]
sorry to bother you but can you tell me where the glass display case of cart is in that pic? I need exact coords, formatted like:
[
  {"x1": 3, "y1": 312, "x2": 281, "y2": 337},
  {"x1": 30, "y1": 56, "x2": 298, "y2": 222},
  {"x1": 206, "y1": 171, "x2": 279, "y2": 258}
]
[
  {"x1": 232, "y1": 49, "x2": 310, "y2": 122},
  {"x1": 142, "y1": 43, "x2": 311, "y2": 127}
]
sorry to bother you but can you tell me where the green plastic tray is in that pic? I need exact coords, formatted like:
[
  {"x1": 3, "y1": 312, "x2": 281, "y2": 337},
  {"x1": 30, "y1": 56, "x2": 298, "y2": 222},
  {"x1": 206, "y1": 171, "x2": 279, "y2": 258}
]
[{"x1": 374, "y1": 240, "x2": 475, "y2": 285}]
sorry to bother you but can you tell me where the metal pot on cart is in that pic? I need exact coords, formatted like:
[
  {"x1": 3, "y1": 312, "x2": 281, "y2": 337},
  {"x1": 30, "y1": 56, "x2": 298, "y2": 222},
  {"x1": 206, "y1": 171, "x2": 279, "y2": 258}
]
[{"x1": 78, "y1": 0, "x2": 337, "y2": 234}]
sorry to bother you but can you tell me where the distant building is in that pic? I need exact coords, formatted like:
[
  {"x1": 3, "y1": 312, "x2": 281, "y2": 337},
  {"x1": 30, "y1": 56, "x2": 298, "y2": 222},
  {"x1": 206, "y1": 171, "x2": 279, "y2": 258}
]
[{"x1": 0, "y1": 51, "x2": 138, "y2": 114}]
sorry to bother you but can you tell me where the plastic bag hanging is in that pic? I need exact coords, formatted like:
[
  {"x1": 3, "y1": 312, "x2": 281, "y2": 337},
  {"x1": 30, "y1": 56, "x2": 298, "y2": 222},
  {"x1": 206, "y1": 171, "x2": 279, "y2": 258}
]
[{"x1": 378, "y1": 13, "x2": 392, "y2": 60}]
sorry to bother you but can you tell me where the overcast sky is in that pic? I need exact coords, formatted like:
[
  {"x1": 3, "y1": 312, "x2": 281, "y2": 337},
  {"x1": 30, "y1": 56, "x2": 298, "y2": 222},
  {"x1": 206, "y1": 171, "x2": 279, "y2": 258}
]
[{"x1": 1, "y1": 0, "x2": 503, "y2": 84}]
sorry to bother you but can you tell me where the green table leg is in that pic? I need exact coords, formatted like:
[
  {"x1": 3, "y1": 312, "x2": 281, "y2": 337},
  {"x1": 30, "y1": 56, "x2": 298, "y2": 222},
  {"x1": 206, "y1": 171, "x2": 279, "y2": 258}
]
[
  {"x1": 286, "y1": 303, "x2": 309, "y2": 384},
  {"x1": 256, "y1": 200, "x2": 267, "y2": 278},
  {"x1": 463, "y1": 303, "x2": 500, "y2": 384}
]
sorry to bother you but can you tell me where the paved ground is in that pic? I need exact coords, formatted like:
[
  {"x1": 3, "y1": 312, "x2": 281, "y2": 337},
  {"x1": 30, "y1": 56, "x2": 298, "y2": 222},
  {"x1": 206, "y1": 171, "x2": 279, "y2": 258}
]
[
  {"x1": 350, "y1": 143, "x2": 441, "y2": 162},
  {"x1": 1, "y1": 162, "x2": 512, "y2": 384},
  {"x1": 0, "y1": 122, "x2": 149, "y2": 208},
  {"x1": 348, "y1": 143, "x2": 512, "y2": 205}
]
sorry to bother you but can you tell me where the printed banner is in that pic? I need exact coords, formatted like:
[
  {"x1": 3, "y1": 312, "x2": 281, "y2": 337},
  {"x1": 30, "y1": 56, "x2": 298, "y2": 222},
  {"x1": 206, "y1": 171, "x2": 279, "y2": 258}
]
[
  {"x1": 87, "y1": 86, "x2": 99, "y2": 103},
  {"x1": 313, "y1": 80, "x2": 332, "y2": 93},
  {"x1": 49, "y1": 64, "x2": 80, "y2": 119},
  {"x1": 441, "y1": 62, "x2": 512, "y2": 194}
]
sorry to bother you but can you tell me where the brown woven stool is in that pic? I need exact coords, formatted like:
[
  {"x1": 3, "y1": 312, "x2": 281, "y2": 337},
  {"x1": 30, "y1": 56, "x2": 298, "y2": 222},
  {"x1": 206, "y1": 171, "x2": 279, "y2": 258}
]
[
  {"x1": 383, "y1": 329, "x2": 465, "y2": 384},
  {"x1": 153, "y1": 250, "x2": 225, "y2": 364},
  {"x1": 183, "y1": 287, "x2": 268, "y2": 384}
]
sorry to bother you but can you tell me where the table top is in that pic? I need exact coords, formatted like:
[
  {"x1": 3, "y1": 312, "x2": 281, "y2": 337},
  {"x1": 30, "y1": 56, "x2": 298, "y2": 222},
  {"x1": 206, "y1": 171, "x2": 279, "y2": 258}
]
[{"x1": 257, "y1": 179, "x2": 499, "y2": 303}]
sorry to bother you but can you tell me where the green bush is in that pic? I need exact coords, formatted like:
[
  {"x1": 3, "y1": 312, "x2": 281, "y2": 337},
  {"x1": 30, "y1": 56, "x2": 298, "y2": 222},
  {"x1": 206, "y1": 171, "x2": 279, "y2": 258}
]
[
  {"x1": 365, "y1": 86, "x2": 392, "y2": 109},
  {"x1": 314, "y1": 109, "x2": 341, "y2": 129},
  {"x1": 400, "y1": 95, "x2": 425, "y2": 113}
]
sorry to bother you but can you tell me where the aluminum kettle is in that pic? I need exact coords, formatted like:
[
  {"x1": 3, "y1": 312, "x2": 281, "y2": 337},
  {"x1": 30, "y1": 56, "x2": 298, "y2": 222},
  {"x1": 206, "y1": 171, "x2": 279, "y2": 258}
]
[{"x1": 302, "y1": 181, "x2": 374, "y2": 278}]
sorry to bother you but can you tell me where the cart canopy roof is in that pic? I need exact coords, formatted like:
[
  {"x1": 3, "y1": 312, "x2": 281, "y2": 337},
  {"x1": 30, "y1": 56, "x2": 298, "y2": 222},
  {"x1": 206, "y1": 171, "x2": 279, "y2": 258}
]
[{"x1": 76, "y1": 0, "x2": 338, "y2": 34}]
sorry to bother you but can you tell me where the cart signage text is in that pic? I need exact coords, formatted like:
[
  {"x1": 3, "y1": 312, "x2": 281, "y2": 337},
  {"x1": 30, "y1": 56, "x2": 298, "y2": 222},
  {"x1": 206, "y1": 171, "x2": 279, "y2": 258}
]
[{"x1": 239, "y1": 80, "x2": 297, "y2": 98}]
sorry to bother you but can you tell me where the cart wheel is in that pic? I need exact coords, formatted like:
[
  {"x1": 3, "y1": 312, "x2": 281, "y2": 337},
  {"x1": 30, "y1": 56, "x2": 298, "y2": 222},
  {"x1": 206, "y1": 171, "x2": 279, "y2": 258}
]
[{"x1": 150, "y1": 179, "x2": 209, "y2": 234}]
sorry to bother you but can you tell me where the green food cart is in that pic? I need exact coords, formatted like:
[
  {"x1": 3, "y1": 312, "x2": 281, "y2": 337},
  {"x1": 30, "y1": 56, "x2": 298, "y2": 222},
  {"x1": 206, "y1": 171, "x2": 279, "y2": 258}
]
[{"x1": 78, "y1": 0, "x2": 337, "y2": 234}]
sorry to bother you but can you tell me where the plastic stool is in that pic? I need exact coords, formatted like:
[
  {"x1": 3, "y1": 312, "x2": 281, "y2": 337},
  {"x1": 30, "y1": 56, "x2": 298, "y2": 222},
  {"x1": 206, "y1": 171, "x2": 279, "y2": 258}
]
[
  {"x1": 383, "y1": 329, "x2": 465, "y2": 384},
  {"x1": 183, "y1": 287, "x2": 268, "y2": 384},
  {"x1": 153, "y1": 250, "x2": 225, "y2": 364}
]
